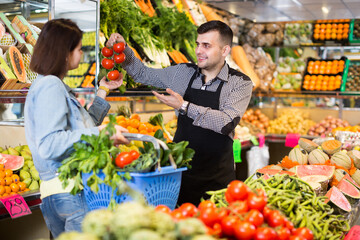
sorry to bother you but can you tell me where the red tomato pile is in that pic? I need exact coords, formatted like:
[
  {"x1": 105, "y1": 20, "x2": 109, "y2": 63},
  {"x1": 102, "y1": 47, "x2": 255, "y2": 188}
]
[
  {"x1": 155, "y1": 180, "x2": 314, "y2": 240},
  {"x1": 114, "y1": 149, "x2": 140, "y2": 168},
  {"x1": 101, "y1": 42, "x2": 126, "y2": 81}
]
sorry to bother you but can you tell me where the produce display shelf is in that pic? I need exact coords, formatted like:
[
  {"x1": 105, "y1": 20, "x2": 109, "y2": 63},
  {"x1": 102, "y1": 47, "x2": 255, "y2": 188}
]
[{"x1": 0, "y1": 190, "x2": 41, "y2": 220}]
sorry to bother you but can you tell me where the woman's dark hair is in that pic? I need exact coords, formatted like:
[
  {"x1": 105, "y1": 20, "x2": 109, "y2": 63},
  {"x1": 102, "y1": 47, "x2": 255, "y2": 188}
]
[
  {"x1": 197, "y1": 20, "x2": 233, "y2": 47},
  {"x1": 30, "y1": 18, "x2": 82, "y2": 78}
]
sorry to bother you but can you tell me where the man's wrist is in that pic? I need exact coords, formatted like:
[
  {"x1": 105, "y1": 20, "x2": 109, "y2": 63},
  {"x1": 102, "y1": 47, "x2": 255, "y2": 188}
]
[{"x1": 179, "y1": 101, "x2": 190, "y2": 115}]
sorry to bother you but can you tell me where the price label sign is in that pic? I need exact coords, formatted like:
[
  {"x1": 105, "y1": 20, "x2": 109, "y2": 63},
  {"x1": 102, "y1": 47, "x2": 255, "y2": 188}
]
[
  {"x1": 285, "y1": 133, "x2": 301, "y2": 148},
  {"x1": 0, "y1": 194, "x2": 31, "y2": 218}
]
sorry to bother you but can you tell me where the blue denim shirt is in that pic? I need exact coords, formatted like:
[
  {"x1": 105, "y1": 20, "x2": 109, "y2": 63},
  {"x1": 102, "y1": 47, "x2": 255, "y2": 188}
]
[{"x1": 24, "y1": 75, "x2": 110, "y2": 181}]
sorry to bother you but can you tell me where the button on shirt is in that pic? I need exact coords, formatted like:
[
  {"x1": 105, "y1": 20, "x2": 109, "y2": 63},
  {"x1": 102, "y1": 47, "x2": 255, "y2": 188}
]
[{"x1": 121, "y1": 46, "x2": 253, "y2": 138}]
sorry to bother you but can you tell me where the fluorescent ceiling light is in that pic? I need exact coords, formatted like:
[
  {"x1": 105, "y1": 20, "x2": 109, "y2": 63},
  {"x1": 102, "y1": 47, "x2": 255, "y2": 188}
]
[
  {"x1": 291, "y1": 0, "x2": 302, "y2": 7},
  {"x1": 322, "y1": 6, "x2": 329, "y2": 14}
]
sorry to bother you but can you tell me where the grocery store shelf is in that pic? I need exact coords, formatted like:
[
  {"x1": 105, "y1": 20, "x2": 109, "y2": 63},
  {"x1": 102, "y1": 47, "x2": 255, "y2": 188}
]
[{"x1": 254, "y1": 90, "x2": 360, "y2": 99}]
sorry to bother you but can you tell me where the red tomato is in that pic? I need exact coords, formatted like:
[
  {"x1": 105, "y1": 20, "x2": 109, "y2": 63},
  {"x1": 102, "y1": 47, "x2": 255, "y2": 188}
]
[
  {"x1": 247, "y1": 193, "x2": 267, "y2": 211},
  {"x1": 244, "y1": 209, "x2": 264, "y2": 227},
  {"x1": 207, "y1": 223, "x2": 222, "y2": 237},
  {"x1": 114, "y1": 152, "x2": 133, "y2": 168},
  {"x1": 199, "y1": 206, "x2": 218, "y2": 228},
  {"x1": 254, "y1": 227, "x2": 278, "y2": 240},
  {"x1": 107, "y1": 70, "x2": 120, "y2": 81},
  {"x1": 216, "y1": 207, "x2": 229, "y2": 222},
  {"x1": 292, "y1": 227, "x2": 314, "y2": 240},
  {"x1": 101, "y1": 58, "x2": 114, "y2": 70},
  {"x1": 101, "y1": 47, "x2": 113, "y2": 57},
  {"x1": 179, "y1": 203, "x2": 198, "y2": 217},
  {"x1": 262, "y1": 206, "x2": 272, "y2": 219},
  {"x1": 284, "y1": 219, "x2": 295, "y2": 231},
  {"x1": 229, "y1": 200, "x2": 249, "y2": 214},
  {"x1": 221, "y1": 215, "x2": 238, "y2": 237},
  {"x1": 171, "y1": 209, "x2": 185, "y2": 221},
  {"x1": 129, "y1": 150, "x2": 140, "y2": 160},
  {"x1": 267, "y1": 210, "x2": 285, "y2": 228},
  {"x1": 227, "y1": 180, "x2": 249, "y2": 201},
  {"x1": 289, "y1": 236, "x2": 307, "y2": 240},
  {"x1": 155, "y1": 205, "x2": 171, "y2": 214},
  {"x1": 225, "y1": 189, "x2": 235, "y2": 203},
  {"x1": 234, "y1": 221, "x2": 256, "y2": 240},
  {"x1": 114, "y1": 52, "x2": 126, "y2": 64},
  {"x1": 198, "y1": 200, "x2": 216, "y2": 211},
  {"x1": 113, "y1": 42, "x2": 126, "y2": 53},
  {"x1": 277, "y1": 227, "x2": 291, "y2": 240}
]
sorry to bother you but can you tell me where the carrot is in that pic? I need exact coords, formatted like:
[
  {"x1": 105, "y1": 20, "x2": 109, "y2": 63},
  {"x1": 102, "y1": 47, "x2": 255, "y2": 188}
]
[
  {"x1": 128, "y1": 44, "x2": 142, "y2": 61},
  {"x1": 134, "y1": 0, "x2": 155, "y2": 17},
  {"x1": 199, "y1": 3, "x2": 224, "y2": 22},
  {"x1": 231, "y1": 45, "x2": 260, "y2": 89},
  {"x1": 145, "y1": 0, "x2": 156, "y2": 16},
  {"x1": 280, "y1": 156, "x2": 300, "y2": 169},
  {"x1": 176, "y1": 50, "x2": 189, "y2": 63}
]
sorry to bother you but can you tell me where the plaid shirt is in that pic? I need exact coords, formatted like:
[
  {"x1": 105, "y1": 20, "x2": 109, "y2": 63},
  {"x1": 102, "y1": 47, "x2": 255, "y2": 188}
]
[{"x1": 122, "y1": 46, "x2": 253, "y2": 138}]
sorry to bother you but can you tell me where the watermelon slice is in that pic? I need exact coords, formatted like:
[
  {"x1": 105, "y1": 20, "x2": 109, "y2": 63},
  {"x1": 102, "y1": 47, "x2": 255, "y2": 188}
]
[
  {"x1": 337, "y1": 178, "x2": 360, "y2": 207},
  {"x1": 296, "y1": 165, "x2": 335, "y2": 180},
  {"x1": 343, "y1": 174, "x2": 360, "y2": 190},
  {"x1": 300, "y1": 175, "x2": 330, "y2": 195},
  {"x1": 0, "y1": 153, "x2": 24, "y2": 171},
  {"x1": 325, "y1": 186, "x2": 352, "y2": 214},
  {"x1": 256, "y1": 168, "x2": 295, "y2": 178}
]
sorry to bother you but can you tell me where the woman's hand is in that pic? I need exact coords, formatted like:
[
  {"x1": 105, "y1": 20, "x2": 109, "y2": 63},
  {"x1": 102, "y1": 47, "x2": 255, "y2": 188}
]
[
  {"x1": 99, "y1": 75, "x2": 123, "y2": 90},
  {"x1": 98, "y1": 124, "x2": 130, "y2": 145},
  {"x1": 107, "y1": 33, "x2": 126, "y2": 48}
]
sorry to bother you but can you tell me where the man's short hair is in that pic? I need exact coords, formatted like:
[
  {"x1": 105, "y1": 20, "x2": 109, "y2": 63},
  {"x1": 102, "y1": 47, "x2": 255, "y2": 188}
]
[{"x1": 197, "y1": 20, "x2": 233, "y2": 47}]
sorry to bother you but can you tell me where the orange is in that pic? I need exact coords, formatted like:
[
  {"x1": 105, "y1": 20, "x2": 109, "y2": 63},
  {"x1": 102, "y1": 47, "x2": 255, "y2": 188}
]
[
  {"x1": 322, "y1": 85, "x2": 328, "y2": 91},
  {"x1": 336, "y1": 75, "x2": 342, "y2": 81},
  {"x1": 319, "y1": 33, "x2": 325, "y2": 41},
  {"x1": 9, "y1": 192, "x2": 16, "y2": 196},
  {"x1": 5, "y1": 169, "x2": 13, "y2": 177},
  {"x1": 0, "y1": 185, "x2": 4, "y2": 195},
  {"x1": 315, "y1": 24, "x2": 321, "y2": 29},
  {"x1": 325, "y1": 34, "x2": 331, "y2": 40},
  {"x1": 4, "y1": 177, "x2": 12, "y2": 186},
  {"x1": 0, "y1": 171, "x2": 5, "y2": 179},
  {"x1": 10, "y1": 183, "x2": 19, "y2": 193},
  {"x1": 153, "y1": 126, "x2": 161, "y2": 132},
  {"x1": 17, "y1": 182, "x2": 26, "y2": 191},
  {"x1": 11, "y1": 174, "x2": 20, "y2": 183},
  {"x1": 309, "y1": 85, "x2": 315, "y2": 91},
  {"x1": 130, "y1": 114, "x2": 141, "y2": 121},
  {"x1": 115, "y1": 115, "x2": 125, "y2": 122},
  {"x1": 307, "y1": 66, "x2": 313, "y2": 73},
  {"x1": 23, "y1": 188, "x2": 30, "y2": 192},
  {"x1": 317, "y1": 75, "x2": 324, "y2": 82},
  {"x1": 331, "y1": 33, "x2": 337, "y2": 39},
  {"x1": 344, "y1": 23, "x2": 349, "y2": 29},
  {"x1": 308, "y1": 61, "x2": 314, "y2": 66},
  {"x1": 0, "y1": 164, "x2": 4, "y2": 171},
  {"x1": 145, "y1": 123, "x2": 154, "y2": 132},
  {"x1": 129, "y1": 119, "x2": 140, "y2": 129},
  {"x1": 138, "y1": 123, "x2": 148, "y2": 132},
  {"x1": 2, "y1": 193, "x2": 9, "y2": 197},
  {"x1": 338, "y1": 23, "x2": 344, "y2": 29},
  {"x1": 311, "y1": 75, "x2": 318, "y2": 82},
  {"x1": 4, "y1": 186, "x2": 11, "y2": 194},
  {"x1": 118, "y1": 120, "x2": 127, "y2": 128},
  {"x1": 313, "y1": 33, "x2": 319, "y2": 40},
  {"x1": 139, "y1": 130, "x2": 148, "y2": 135},
  {"x1": 0, "y1": 178, "x2": 5, "y2": 186}
]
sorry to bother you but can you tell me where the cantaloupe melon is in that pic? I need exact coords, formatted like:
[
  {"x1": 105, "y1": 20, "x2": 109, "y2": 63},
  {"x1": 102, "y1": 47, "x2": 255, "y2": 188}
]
[
  {"x1": 331, "y1": 151, "x2": 351, "y2": 170},
  {"x1": 298, "y1": 138, "x2": 318, "y2": 153},
  {"x1": 288, "y1": 148, "x2": 308, "y2": 165},
  {"x1": 321, "y1": 140, "x2": 341, "y2": 155},
  {"x1": 308, "y1": 149, "x2": 328, "y2": 164},
  {"x1": 6, "y1": 46, "x2": 26, "y2": 83}
]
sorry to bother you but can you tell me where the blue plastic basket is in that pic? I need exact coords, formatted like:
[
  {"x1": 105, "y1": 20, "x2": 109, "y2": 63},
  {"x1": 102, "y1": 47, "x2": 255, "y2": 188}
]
[{"x1": 82, "y1": 166, "x2": 187, "y2": 211}]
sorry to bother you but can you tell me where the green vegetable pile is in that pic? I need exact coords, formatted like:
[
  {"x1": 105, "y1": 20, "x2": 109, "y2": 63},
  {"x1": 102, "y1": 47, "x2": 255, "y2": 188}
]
[
  {"x1": 58, "y1": 114, "x2": 194, "y2": 208},
  {"x1": 244, "y1": 174, "x2": 350, "y2": 240},
  {"x1": 56, "y1": 201, "x2": 216, "y2": 240}
]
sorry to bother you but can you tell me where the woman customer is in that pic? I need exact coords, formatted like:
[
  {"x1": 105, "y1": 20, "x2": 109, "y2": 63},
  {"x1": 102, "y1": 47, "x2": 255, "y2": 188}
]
[{"x1": 24, "y1": 18, "x2": 129, "y2": 237}]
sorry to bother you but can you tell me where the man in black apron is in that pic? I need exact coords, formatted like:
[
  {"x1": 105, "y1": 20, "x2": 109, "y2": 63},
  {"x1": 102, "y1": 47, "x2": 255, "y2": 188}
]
[{"x1": 107, "y1": 21, "x2": 253, "y2": 205}]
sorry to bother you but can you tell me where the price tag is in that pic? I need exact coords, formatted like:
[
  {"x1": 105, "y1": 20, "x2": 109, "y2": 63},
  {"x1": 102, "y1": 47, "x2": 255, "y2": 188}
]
[
  {"x1": 250, "y1": 136, "x2": 259, "y2": 146},
  {"x1": 0, "y1": 194, "x2": 31, "y2": 218},
  {"x1": 285, "y1": 133, "x2": 300, "y2": 148},
  {"x1": 233, "y1": 139, "x2": 242, "y2": 163},
  {"x1": 257, "y1": 133, "x2": 265, "y2": 148}
]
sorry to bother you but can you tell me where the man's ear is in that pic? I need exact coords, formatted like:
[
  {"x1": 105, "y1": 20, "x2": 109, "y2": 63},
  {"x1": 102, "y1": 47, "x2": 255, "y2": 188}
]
[{"x1": 222, "y1": 45, "x2": 231, "y2": 57}]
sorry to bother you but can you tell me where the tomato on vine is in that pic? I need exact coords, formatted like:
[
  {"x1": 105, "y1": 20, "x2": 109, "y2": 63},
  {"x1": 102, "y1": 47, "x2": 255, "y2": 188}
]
[
  {"x1": 114, "y1": 152, "x2": 133, "y2": 168},
  {"x1": 114, "y1": 53, "x2": 126, "y2": 64},
  {"x1": 129, "y1": 150, "x2": 140, "y2": 161},
  {"x1": 101, "y1": 58, "x2": 114, "y2": 70},
  {"x1": 101, "y1": 47, "x2": 113, "y2": 57},
  {"x1": 227, "y1": 180, "x2": 249, "y2": 201},
  {"x1": 113, "y1": 42, "x2": 126, "y2": 53},
  {"x1": 107, "y1": 70, "x2": 120, "y2": 81}
]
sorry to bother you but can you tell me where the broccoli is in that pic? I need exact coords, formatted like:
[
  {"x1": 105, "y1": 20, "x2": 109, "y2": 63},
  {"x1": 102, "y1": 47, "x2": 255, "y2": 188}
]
[
  {"x1": 128, "y1": 229, "x2": 163, "y2": 240},
  {"x1": 176, "y1": 218, "x2": 207, "y2": 237},
  {"x1": 190, "y1": 235, "x2": 217, "y2": 240},
  {"x1": 110, "y1": 202, "x2": 153, "y2": 239},
  {"x1": 82, "y1": 208, "x2": 113, "y2": 238},
  {"x1": 56, "y1": 231, "x2": 99, "y2": 240},
  {"x1": 150, "y1": 210, "x2": 176, "y2": 235}
]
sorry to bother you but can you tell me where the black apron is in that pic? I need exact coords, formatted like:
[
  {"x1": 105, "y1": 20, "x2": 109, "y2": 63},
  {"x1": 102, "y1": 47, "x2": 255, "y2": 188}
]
[{"x1": 175, "y1": 71, "x2": 235, "y2": 206}]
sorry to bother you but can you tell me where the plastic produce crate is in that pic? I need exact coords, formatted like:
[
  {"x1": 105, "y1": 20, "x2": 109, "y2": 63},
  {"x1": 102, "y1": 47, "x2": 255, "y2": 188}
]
[
  {"x1": 82, "y1": 133, "x2": 187, "y2": 211},
  {"x1": 349, "y1": 19, "x2": 360, "y2": 44},
  {"x1": 340, "y1": 60, "x2": 360, "y2": 93},
  {"x1": 301, "y1": 56, "x2": 349, "y2": 93}
]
